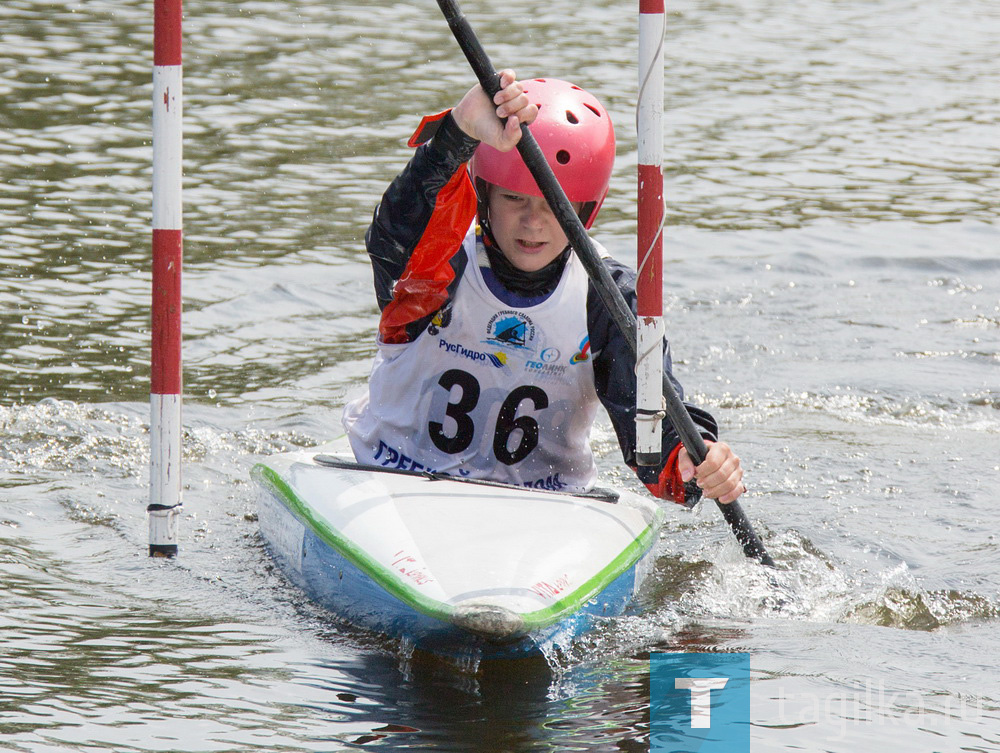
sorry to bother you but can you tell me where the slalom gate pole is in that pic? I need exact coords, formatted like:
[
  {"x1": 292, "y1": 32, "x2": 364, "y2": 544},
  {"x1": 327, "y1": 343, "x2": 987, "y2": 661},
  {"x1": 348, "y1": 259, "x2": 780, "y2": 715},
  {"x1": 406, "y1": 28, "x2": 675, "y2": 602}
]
[
  {"x1": 149, "y1": 0, "x2": 183, "y2": 557},
  {"x1": 635, "y1": 0, "x2": 666, "y2": 467}
]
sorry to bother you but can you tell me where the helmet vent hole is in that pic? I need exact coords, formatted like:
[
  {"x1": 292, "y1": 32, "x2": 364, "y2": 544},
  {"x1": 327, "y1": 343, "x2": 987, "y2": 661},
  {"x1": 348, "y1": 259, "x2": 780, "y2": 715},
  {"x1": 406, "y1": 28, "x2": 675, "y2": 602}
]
[
  {"x1": 584, "y1": 103, "x2": 601, "y2": 117},
  {"x1": 556, "y1": 149, "x2": 571, "y2": 165},
  {"x1": 565, "y1": 110, "x2": 579, "y2": 124}
]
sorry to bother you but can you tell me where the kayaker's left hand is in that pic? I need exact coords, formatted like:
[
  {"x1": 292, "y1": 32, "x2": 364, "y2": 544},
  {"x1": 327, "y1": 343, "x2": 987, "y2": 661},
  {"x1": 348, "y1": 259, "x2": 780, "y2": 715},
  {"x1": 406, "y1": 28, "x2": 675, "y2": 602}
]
[{"x1": 677, "y1": 441, "x2": 746, "y2": 504}]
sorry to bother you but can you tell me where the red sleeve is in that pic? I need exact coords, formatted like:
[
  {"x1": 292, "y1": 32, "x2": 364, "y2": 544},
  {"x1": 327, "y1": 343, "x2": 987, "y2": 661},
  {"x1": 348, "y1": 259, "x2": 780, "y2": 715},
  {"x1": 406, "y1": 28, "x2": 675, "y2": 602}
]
[
  {"x1": 377, "y1": 162, "x2": 478, "y2": 345},
  {"x1": 637, "y1": 443, "x2": 689, "y2": 506}
]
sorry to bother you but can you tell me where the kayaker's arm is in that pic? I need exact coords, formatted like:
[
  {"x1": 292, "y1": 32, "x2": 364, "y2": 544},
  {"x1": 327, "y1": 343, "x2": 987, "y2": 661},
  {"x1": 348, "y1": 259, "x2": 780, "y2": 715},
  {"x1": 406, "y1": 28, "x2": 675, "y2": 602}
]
[
  {"x1": 365, "y1": 112, "x2": 479, "y2": 344},
  {"x1": 587, "y1": 257, "x2": 719, "y2": 506}
]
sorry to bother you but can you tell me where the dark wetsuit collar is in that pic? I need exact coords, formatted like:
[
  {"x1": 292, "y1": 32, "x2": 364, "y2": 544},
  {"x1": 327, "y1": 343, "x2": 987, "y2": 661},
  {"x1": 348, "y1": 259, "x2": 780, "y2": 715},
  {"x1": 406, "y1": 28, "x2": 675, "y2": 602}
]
[{"x1": 483, "y1": 239, "x2": 571, "y2": 297}]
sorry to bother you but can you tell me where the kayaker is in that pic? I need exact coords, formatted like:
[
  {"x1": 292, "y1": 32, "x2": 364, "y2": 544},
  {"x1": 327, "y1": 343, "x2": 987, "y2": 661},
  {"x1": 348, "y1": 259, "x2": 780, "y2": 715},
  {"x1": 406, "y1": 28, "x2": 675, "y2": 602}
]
[{"x1": 342, "y1": 70, "x2": 746, "y2": 506}]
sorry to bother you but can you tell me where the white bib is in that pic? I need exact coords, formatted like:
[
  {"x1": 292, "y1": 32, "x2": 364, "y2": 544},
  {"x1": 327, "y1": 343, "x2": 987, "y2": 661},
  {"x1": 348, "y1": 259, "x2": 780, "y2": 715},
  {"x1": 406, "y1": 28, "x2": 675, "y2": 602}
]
[{"x1": 343, "y1": 228, "x2": 599, "y2": 491}]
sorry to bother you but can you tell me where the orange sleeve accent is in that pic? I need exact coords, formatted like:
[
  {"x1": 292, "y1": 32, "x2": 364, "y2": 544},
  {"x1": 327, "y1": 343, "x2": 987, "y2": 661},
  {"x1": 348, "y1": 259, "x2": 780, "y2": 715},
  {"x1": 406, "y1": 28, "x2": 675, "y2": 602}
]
[
  {"x1": 407, "y1": 109, "x2": 452, "y2": 148},
  {"x1": 378, "y1": 167, "x2": 478, "y2": 345},
  {"x1": 640, "y1": 443, "x2": 688, "y2": 506}
]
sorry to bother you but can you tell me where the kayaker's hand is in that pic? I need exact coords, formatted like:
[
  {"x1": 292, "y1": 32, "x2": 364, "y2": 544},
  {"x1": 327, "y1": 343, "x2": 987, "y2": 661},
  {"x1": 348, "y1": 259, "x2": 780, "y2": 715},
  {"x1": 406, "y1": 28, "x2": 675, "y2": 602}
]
[
  {"x1": 452, "y1": 69, "x2": 538, "y2": 152},
  {"x1": 677, "y1": 441, "x2": 746, "y2": 505}
]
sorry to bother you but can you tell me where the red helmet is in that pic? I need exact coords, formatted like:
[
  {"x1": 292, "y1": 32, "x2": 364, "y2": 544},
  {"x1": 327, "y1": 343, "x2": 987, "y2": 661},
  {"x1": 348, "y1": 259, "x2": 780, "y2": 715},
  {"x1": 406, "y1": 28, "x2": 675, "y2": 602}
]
[{"x1": 469, "y1": 78, "x2": 615, "y2": 230}]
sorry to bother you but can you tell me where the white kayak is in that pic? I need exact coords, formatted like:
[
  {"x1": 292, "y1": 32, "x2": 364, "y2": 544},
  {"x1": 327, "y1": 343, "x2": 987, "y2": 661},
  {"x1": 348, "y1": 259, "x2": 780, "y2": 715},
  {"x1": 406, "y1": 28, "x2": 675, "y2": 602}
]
[{"x1": 252, "y1": 440, "x2": 665, "y2": 660}]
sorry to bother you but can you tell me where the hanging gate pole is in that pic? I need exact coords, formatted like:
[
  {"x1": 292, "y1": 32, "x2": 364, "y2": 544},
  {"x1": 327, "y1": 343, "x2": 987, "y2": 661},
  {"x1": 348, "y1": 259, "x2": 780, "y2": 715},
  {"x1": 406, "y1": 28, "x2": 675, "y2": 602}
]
[
  {"x1": 635, "y1": 0, "x2": 667, "y2": 467},
  {"x1": 149, "y1": 0, "x2": 183, "y2": 557}
]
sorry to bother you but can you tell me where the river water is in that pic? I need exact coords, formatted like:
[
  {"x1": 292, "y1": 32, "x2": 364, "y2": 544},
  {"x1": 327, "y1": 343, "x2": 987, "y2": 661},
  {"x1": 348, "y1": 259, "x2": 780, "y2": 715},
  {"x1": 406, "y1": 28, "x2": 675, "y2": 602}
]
[{"x1": 2, "y1": 0, "x2": 998, "y2": 750}]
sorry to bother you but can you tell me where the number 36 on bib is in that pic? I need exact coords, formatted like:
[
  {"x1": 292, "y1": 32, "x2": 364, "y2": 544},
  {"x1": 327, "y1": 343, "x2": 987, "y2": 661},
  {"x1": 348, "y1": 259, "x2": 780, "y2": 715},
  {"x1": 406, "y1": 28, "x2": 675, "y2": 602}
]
[{"x1": 428, "y1": 368, "x2": 549, "y2": 466}]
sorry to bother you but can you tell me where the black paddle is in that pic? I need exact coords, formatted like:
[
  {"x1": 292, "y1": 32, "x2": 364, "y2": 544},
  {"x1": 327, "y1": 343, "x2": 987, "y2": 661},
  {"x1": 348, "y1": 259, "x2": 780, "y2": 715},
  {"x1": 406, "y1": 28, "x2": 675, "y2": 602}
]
[{"x1": 436, "y1": 0, "x2": 776, "y2": 568}]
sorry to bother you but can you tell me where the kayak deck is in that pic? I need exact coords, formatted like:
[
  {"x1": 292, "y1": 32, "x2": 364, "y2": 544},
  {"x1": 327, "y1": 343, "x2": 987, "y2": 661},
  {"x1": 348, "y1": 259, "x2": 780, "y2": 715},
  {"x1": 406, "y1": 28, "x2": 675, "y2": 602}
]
[{"x1": 253, "y1": 443, "x2": 664, "y2": 659}]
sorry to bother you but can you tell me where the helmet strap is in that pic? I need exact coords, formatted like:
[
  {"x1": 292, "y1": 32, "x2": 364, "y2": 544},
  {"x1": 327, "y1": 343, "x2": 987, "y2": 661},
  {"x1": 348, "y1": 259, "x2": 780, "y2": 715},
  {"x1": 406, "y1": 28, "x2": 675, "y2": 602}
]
[
  {"x1": 578, "y1": 201, "x2": 598, "y2": 229},
  {"x1": 474, "y1": 177, "x2": 496, "y2": 244}
]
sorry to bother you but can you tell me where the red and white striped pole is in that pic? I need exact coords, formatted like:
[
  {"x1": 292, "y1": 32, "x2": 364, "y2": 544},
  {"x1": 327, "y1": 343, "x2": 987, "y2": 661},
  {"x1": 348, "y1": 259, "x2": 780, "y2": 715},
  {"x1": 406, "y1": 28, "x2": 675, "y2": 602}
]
[
  {"x1": 635, "y1": 0, "x2": 666, "y2": 467},
  {"x1": 149, "y1": 0, "x2": 183, "y2": 557}
]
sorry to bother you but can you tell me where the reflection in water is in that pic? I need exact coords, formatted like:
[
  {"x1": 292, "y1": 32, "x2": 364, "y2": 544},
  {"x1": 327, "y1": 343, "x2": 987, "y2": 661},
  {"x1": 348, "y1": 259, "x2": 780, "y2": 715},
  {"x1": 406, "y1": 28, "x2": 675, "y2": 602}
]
[{"x1": 308, "y1": 650, "x2": 657, "y2": 752}]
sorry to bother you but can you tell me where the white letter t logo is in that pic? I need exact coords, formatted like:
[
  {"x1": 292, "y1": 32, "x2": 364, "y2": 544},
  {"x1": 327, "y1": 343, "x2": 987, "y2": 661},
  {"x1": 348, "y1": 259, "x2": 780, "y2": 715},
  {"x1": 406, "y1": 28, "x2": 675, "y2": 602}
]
[{"x1": 675, "y1": 677, "x2": 730, "y2": 728}]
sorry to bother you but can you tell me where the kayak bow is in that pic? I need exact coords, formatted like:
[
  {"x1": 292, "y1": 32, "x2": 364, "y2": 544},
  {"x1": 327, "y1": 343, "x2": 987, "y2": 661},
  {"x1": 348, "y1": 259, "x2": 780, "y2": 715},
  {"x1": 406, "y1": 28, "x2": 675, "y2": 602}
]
[{"x1": 253, "y1": 441, "x2": 664, "y2": 659}]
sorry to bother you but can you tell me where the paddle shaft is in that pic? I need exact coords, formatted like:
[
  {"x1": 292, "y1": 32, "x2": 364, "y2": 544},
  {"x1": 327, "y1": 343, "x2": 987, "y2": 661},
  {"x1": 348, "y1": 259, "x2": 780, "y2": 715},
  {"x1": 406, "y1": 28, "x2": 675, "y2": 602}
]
[{"x1": 436, "y1": 0, "x2": 775, "y2": 568}]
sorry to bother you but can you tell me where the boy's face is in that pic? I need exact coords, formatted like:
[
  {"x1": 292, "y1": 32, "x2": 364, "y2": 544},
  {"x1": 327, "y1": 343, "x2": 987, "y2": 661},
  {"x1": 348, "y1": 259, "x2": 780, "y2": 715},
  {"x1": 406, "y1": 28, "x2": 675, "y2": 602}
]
[{"x1": 487, "y1": 187, "x2": 578, "y2": 273}]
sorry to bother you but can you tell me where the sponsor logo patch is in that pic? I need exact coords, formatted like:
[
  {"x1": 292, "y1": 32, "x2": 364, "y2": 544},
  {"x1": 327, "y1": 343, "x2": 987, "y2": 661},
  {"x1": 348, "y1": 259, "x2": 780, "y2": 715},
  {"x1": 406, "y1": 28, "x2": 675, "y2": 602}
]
[
  {"x1": 438, "y1": 338, "x2": 507, "y2": 368},
  {"x1": 526, "y1": 346, "x2": 568, "y2": 379},
  {"x1": 485, "y1": 310, "x2": 537, "y2": 352},
  {"x1": 570, "y1": 335, "x2": 591, "y2": 364},
  {"x1": 427, "y1": 302, "x2": 453, "y2": 335},
  {"x1": 525, "y1": 359, "x2": 568, "y2": 379}
]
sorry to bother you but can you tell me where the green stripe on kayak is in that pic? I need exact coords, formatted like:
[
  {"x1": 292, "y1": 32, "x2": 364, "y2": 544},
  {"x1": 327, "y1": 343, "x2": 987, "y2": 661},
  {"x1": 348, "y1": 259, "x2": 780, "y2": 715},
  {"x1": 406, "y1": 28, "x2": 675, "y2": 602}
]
[
  {"x1": 253, "y1": 462, "x2": 457, "y2": 623},
  {"x1": 252, "y1": 462, "x2": 663, "y2": 634}
]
